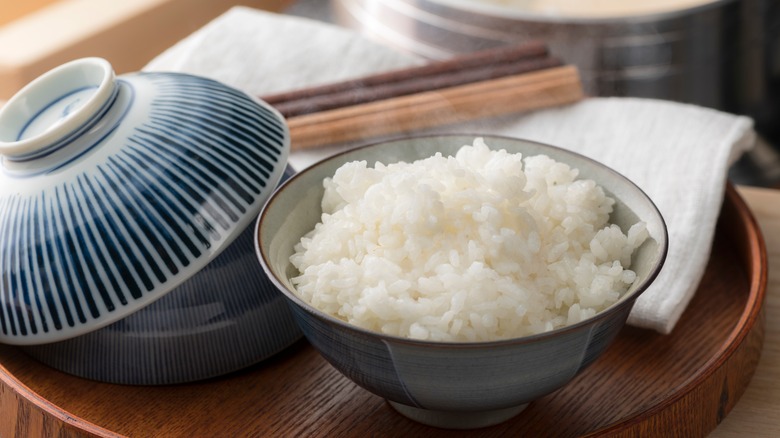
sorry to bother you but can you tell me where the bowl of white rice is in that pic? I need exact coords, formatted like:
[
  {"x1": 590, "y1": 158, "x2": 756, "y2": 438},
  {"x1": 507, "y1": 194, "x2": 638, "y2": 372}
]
[{"x1": 255, "y1": 134, "x2": 667, "y2": 429}]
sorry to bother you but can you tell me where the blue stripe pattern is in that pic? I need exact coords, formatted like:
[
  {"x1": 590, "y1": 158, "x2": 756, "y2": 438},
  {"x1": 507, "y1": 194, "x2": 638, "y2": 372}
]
[
  {"x1": 22, "y1": 210, "x2": 302, "y2": 385},
  {"x1": 0, "y1": 72, "x2": 288, "y2": 341}
]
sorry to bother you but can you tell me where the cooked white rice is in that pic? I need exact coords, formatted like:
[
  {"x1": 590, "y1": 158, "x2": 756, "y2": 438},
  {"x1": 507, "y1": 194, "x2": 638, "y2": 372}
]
[{"x1": 290, "y1": 138, "x2": 647, "y2": 342}]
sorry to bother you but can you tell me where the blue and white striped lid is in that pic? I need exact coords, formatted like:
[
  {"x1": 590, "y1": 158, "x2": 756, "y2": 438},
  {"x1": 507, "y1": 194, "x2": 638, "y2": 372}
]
[{"x1": 0, "y1": 58, "x2": 290, "y2": 345}]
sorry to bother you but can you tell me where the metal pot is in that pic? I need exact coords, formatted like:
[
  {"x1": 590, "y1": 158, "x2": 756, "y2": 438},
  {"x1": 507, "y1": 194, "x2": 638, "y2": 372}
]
[{"x1": 333, "y1": 0, "x2": 780, "y2": 144}]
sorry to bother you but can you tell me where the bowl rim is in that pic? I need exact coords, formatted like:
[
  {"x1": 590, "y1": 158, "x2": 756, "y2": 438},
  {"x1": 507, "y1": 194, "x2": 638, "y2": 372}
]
[{"x1": 255, "y1": 133, "x2": 669, "y2": 349}]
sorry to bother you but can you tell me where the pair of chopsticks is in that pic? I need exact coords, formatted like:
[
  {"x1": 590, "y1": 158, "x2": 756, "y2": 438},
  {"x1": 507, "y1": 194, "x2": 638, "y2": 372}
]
[{"x1": 261, "y1": 42, "x2": 584, "y2": 150}]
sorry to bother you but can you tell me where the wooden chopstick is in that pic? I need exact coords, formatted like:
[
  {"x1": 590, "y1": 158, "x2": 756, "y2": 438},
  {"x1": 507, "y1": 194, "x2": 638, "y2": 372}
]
[
  {"x1": 271, "y1": 56, "x2": 562, "y2": 118},
  {"x1": 285, "y1": 65, "x2": 584, "y2": 150},
  {"x1": 259, "y1": 42, "x2": 584, "y2": 150},
  {"x1": 263, "y1": 41, "x2": 551, "y2": 116}
]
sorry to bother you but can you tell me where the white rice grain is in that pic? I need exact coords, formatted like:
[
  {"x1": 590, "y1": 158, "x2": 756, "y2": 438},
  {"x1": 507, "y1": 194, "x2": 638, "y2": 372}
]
[{"x1": 291, "y1": 138, "x2": 647, "y2": 342}]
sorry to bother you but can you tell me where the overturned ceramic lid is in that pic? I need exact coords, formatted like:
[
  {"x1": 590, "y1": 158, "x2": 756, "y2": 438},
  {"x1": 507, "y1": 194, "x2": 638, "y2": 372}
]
[{"x1": 0, "y1": 58, "x2": 290, "y2": 344}]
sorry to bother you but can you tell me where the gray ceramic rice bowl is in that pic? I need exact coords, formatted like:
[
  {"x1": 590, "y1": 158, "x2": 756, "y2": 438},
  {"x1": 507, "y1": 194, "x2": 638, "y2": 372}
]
[{"x1": 255, "y1": 134, "x2": 667, "y2": 429}]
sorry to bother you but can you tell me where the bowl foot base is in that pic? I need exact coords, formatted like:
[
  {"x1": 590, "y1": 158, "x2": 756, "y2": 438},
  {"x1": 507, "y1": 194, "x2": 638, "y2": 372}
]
[{"x1": 387, "y1": 400, "x2": 528, "y2": 429}]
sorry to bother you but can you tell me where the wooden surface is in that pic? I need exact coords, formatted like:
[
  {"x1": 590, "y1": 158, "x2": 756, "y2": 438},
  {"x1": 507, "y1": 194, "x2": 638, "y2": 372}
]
[
  {"x1": 0, "y1": 184, "x2": 768, "y2": 437},
  {"x1": 0, "y1": 0, "x2": 57, "y2": 26},
  {"x1": 0, "y1": 0, "x2": 295, "y2": 100}
]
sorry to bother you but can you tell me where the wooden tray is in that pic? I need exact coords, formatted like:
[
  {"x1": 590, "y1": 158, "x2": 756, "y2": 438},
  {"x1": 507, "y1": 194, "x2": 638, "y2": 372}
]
[{"x1": 0, "y1": 184, "x2": 767, "y2": 437}]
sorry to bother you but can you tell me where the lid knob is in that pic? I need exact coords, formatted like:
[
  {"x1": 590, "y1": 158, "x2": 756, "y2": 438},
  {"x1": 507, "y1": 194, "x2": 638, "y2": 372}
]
[{"x1": 0, "y1": 58, "x2": 116, "y2": 161}]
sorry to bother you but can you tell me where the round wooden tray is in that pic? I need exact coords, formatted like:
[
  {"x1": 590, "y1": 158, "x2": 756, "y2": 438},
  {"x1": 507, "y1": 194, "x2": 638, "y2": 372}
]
[{"x1": 0, "y1": 184, "x2": 767, "y2": 437}]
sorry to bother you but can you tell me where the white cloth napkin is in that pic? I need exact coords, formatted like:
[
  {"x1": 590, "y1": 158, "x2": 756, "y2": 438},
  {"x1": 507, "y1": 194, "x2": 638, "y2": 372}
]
[{"x1": 144, "y1": 7, "x2": 756, "y2": 334}]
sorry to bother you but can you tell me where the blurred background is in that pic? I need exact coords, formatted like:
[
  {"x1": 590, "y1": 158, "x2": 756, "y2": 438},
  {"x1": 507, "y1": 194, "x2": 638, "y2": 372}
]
[{"x1": 2, "y1": 0, "x2": 779, "y2": 185}]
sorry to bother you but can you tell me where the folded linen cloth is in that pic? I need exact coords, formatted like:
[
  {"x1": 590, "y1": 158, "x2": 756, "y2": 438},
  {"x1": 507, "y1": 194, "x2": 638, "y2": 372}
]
[{"x1": 144, "y1": 6, "x2": 756, "y2": 334}]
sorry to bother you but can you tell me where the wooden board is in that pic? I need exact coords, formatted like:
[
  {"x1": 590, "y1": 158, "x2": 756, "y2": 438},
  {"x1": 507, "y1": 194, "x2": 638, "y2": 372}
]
[
  {"x1": 0, "y1": 184, "x2": 767, "y2": 437},
  {"x1": 0, "y1": 0, "x2": 296, "y2": 100},
  {"x1": 0, "y1": 0, "x2": 57, "y2": 27}
]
